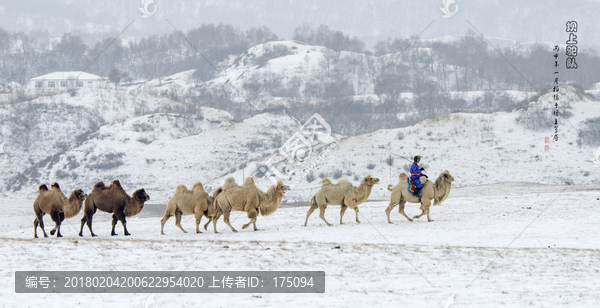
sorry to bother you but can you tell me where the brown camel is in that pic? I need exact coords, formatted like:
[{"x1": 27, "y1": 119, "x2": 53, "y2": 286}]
[
  {"x1": 384, "y1": 170, "x2": 454, "y2": 223},
  {"x1": 78, "y1": 180, "x2": 150, "y2": 236},
  {"x1": 33, "y1": 183, "x2": 87, "y2": 238},
  {"x1": 160, "y1": 181, "x2": 223, "y2": 235},
  {"x1": 304, "y1": 174, "x2": 380, "y2": 226},
  {"x1": 210, "y1": 177, "x2": 289, "y2": 233}
]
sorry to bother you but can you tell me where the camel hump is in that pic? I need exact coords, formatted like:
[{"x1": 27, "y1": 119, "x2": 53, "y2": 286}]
[
  {"x1": 192, "y1": 181, "x2": 205, "y2": 191},
  {"x1": 387, "y1": 184, "x2": 394, "y2": 191},
  {"x1": 175, "y1": 184, "x2": 188, "y2": 195},
  {"x1": 321, "y1": 178, "x2": 333, "y2": 186},
  {"x1": 39, "y1": 184, "x2": 49, "y2": 192},
  {"x1": 242, "y1": 177, "x2": 258, "y2": 189},
  {"x1": 398, "y1": 172, "x2": 408, "y2": 180},
  {"x1": 337, "y1": 177, "x2": 350, "y2": 183},
  {"x1": 223, "y1": 177, "x2": 237, "y2": 190},
  {"x1": 93, "y1": 181, "x2": 105, "y2": 190}
]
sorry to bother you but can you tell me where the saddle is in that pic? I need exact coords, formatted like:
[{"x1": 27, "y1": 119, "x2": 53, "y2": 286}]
[{"x1": 407, "y1": 177, "x2": 427, "y2": 197}]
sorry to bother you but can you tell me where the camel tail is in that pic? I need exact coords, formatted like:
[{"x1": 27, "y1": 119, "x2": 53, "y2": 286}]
[
  {"x1": 208, "y1": 194, "x2": 220, "y2": 217},
  {"x1": 398, "y1": 172, "x2": 408, "y2": 180},
  {"x1": 38, "y1": 184, "x2": 49, "y2": 192},
  {"x1": 174, "y1": 184, "x2": 188, "y2": 195},
  {"x1": 309, "y1": 194, "x2": 317, "y2": 208},
  {"x1": 387, "y1": 184, "x2": 394, "y2": 191}
]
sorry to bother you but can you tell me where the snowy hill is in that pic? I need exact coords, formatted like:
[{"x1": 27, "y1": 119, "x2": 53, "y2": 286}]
[
  {"x1": 0, "y1": 88, "x2": 233, "y2": 197},
  {"x1": 0, "y1": 85, "x2": 597, "y2": 203},
  {"x1": 135, "y1": 40, "x2": 372, "y2": 99},
  {"x1": 265, "y1": 86, "x2": 600, "y2": 201}
]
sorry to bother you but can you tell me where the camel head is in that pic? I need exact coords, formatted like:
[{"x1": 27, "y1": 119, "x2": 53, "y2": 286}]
[
  {"x1": 133, "y1": 189, "x2": 150, "y2": 202},
  {"x1": 439, "y1": 170, "x2": 454, "y2": 184},
  {"x1": 275, "y1": 180, "x2": 290, "y2": 194},
  {"x1": 73, "y1": 189, "x2": 87, "y2": 200},
  {"x1": 361, "y1": 174, "x2": 380, "y2": 186}
]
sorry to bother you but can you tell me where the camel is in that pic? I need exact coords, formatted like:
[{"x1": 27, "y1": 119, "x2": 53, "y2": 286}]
[
  {"x1": 160, "y1": 181, "x2": 223, "y2": 235},
  {"x1": 304, "y1": 174, "x2": 380, "y2": 227},
  {"x1": 210, "y1": 177, "x2": 289, "y2": 233},
  {"x1": 385, "y1": 170, "x2": 454, "y2": 223},
  {"x1": 33, "y1": 183, "x2": 87, "y2": 238},
  {"x1": 78, "y1": 180, "x2": 150, "y2": 237}
]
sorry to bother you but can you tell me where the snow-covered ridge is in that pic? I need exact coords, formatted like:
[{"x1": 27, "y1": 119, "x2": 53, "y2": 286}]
[{"x1": 0, "y1": 85, "x2": 598, "y2": 203}]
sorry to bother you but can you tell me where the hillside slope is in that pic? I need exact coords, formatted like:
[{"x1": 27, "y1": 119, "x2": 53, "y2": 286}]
[
  {"x1": 0, "y1": 86, "x2": 597, "y2": 203},
  {"x1": 250, "y1": 86, "x2": 600, "y2": 201}
]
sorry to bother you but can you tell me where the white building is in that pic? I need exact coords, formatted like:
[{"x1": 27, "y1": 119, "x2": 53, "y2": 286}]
[{"x1": 29, "y1": 71, "x2": 106, "y2": 91}]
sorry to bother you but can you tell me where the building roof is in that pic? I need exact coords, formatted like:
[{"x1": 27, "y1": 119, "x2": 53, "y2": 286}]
[{"x1": 30, "y1": 71, "x2": 105, "y2": 81}]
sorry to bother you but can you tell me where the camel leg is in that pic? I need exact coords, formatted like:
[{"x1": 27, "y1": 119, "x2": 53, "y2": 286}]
[
  {"x1": 413, "y1": 200, "x2": 433, "y2": 221},
  {"x1": 339, "y1": 205, "x2": 348, "y2": 225},
  {"x1": 202, "y1": 213, "x2": 211, "y2": 231},
  {"x1": 114, "y1": 211, "x2": 131, "y2": 236},
  {"x1": 222, "y1": 209, "x2": 237, "y2": 232},
  {"x1": 34, "y1": 218, "x2": 39, "y2": 238},
  {"x1": 50, "y1": 212, "x2": 63, "y2": 237},
  {"x1": 174, "y1": 210, "x2": 187, "y2": 233},
  {"x1": 385, "y1": 201, "x2": 397, "y2": 224},
  {"x1": 304, "y1": 203, "x2": 318, "y2": 226},
  {"x1": 160, "y1": 213, "x2": 171, "y2": 235},
  {"x1": 50, "y1": 213, "x2": 64, "y2": 236},
  {"x1": 33, "y1": 215, "x2": 46, "y2": 239},
  {"x1": 203, "y1": 217, "x2": 211, "y2": 231},
  {"x1": 243, "y1": 209, "x2": 259, "y2": 231},
  {"x1": 413, "y1": 209, "x2": 432, "y2": 221},
  {"x1": 111, "y1": 214, "x2": 119, "y2": 235},
  {"x1": 242, "y1": 217, "x2": 258, "y2": 230},
  {"x1": 426, "y1": 210, "x2": 433, "y2": 222},
  {"x1": 85, "y1": 213, "x2": 97, "y2": 237},
  {"x1": 354, "y1": 207, "x2": 361, "y2": 223},
  {"x1": 35, "y1": 212, "x2": 48, "y2": 238},
  {"x1": 56, "y1": 213, "x2": 64, "y2": 237},
  {"x1": 422, "y1": 201, "x2": 433, "y2": 222},
  {"x1": 50, "y1": 213, "x2": 65, "y2": 235},
  {"x1": 318, "y1": 204, "x2": 332, "y2": 226},
  {"x1": 79, "y1": 215, "x2": 87, "y2": 236},
  {"x1": 211, "y1": 210, "x2": 222, "y2": 234},
  {"x1": 194, "y1": 211, "x2": 203, "y2": 234},
  {"x1": 398, "y1": 200, "x2": 413, "y2": 222},
  {"x1": 344, "y1": 198, "x2": 359, "y2": 223}
]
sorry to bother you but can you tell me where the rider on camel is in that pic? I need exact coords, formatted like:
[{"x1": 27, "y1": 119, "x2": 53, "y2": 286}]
[{"x1": 410, "y1": 155, "x2": 427, "y2": 195}]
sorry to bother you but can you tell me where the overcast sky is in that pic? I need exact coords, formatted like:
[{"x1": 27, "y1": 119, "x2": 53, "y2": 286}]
[{"x1": 0, "y1": 0, "x2": 599, "y2": 51}]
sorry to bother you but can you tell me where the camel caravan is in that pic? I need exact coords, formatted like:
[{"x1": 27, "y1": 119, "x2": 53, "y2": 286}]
[{"x1": 32, "y1": 155, "x2": 454, "y2": 238}]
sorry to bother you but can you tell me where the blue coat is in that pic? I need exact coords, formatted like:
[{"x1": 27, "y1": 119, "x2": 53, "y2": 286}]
[{"x1": 410, "y1": 163, "x2": 424, "y2": 188}]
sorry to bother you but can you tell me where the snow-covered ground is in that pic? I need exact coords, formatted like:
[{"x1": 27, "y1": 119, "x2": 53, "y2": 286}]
[{"x1": 2, "y1": 182, "x2": 599, "y2": 307}]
